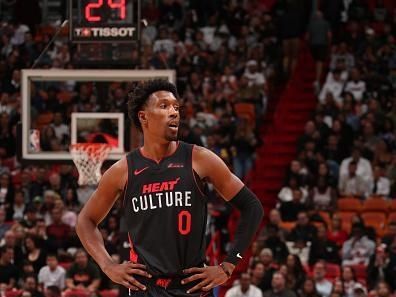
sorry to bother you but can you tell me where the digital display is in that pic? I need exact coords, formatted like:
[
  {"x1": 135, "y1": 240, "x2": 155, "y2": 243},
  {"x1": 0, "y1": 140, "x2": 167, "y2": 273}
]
[{"x1": 69, "y1": 0, "x2": 140, "y2": 43}]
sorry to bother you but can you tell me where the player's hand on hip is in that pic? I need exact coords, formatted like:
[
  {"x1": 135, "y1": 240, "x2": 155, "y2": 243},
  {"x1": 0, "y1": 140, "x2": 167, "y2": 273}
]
[
  {"x1": 181, "y1": 265, "x2": 230, "y2": 293},
  {"x1": 103, "y1": 262, "x2": 152, "y2": 291}
]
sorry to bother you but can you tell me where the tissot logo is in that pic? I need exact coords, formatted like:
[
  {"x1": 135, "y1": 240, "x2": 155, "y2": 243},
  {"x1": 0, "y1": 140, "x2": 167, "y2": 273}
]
[{"x1": 74, "y1": 27, "x2": 136, "y2": 38}]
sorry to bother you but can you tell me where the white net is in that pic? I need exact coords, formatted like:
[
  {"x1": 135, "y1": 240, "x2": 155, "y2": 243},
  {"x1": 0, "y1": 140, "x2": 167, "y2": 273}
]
[{"x1": 70, "y1": 143, "x2": 111, "y2": 186}]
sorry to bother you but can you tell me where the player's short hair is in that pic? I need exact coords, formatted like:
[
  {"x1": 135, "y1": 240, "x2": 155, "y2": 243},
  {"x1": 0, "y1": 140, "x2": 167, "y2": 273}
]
[{"x1": 127, "y1": 79, "x2": 179, "y2": 130}]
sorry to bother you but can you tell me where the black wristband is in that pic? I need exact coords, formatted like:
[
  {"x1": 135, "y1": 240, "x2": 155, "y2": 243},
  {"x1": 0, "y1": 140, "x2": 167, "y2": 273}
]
[{"x1": 219, "y1": 263, "x2": 231, "y2": 278}]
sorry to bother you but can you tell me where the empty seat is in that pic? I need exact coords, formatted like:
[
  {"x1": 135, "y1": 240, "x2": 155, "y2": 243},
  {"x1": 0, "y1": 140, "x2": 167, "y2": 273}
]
[
  {"x1": 325, "y1": 263, "x2": 341, "y2": 280},
  {"x1": 362, "y1": 198, "x2": 389, "y2": 213},
  {"x1": 336, "y1": 211, "x2": 357, "y2": 233},
  {"x1": 337, "y1": 198, "x2": 362, "y2": 212}
]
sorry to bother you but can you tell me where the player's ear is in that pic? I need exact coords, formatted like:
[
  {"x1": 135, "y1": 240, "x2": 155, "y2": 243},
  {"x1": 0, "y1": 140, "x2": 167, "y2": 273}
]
[{"x1": 138, "y1": 111, "x2": 147, "y2": 125}]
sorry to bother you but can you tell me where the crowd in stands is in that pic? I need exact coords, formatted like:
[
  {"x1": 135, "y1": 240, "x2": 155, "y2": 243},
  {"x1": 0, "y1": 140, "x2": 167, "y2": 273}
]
[{"x1": 251, "y1": 2, "x2": 396, "y2": 297}]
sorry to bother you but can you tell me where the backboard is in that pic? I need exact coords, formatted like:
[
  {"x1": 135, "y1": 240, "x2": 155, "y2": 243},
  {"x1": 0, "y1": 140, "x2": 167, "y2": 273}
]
[{"x1": 21, "y1": 69, "x2": 176, "y2": 163}]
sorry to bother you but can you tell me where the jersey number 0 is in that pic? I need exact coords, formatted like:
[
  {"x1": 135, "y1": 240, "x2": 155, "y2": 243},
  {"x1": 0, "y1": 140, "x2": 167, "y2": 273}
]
[{"x1": 178, "y1": 210, "x2": 191, "y2": 235}]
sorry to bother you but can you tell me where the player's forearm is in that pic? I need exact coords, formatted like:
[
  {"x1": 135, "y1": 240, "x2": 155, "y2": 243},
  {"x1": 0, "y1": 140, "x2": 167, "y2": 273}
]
[
  {"x1": 76, "y1": 215, "x2": 114, "y2": 271},
  {"x1": 225, "y1": 186, "x2": 264, "y2": 265}
]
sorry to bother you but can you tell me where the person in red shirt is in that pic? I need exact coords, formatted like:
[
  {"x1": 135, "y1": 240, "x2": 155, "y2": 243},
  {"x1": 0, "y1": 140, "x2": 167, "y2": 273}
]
[
  {"x1": 46, "y1": 207, "x2": 71, "y2": 252},
  {"x1": 327, "y1": 213, "x2": 348, "y2": 247}
]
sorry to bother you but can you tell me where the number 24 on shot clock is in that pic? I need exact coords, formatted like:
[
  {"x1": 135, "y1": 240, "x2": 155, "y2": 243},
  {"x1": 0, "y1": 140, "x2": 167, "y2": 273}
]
[{"x1": 69, "y1": 0, "x2": 141, "y2": 43}]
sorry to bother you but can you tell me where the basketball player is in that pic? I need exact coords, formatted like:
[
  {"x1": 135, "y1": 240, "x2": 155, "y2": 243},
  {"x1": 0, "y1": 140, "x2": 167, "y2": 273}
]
[{"x1": 76, "y1": 80, "x2": 263, "y2": 297}]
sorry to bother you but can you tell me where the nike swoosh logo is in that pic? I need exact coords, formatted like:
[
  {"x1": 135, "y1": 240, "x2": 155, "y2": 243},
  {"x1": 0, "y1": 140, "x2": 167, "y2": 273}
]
[
  {"x1": 237, "y1": 253, "x2": 243, "y2": 259},
  {"x1": 134, "y1": 166, "x2": 149, "y2": 175}
]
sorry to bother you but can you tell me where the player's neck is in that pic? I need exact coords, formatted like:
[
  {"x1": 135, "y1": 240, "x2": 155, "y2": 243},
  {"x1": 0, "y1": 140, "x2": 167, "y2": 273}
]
[{"x1": 141, "y1": 138, "x2": 178, "y2": 163}]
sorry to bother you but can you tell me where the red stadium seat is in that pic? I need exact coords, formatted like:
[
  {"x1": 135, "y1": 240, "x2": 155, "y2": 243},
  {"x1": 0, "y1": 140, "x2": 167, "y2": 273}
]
[
  {"x1": 337, "y1": 198, "x2": 362, "y2": 212},
  {"x1": 361, "y1": 198, "x2": 389, "y2": 213},
  {"x1": 387, "y1": 212, "x2": 396, "y2": 224},
  {"x1": 100, "y1": 290, "x2": 118, "y2": 297},
  {"x1": 325, "y1": 263, "x2": 341, "y2": 280},
  {"x1": 361, "y1": 212, "x2": 386, "y2": 237}
]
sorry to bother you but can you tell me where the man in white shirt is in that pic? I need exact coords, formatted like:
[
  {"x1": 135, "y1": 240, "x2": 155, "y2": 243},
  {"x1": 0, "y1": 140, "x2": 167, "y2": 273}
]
[
  {"x1": 338, "y1": 161, "x2": 368, "y2": 198},
  {"x1": 38, "y1": 254, "x2": 66, "y2": 290},
  {"x1": 313, "y1": 261, "x2": 333, "y2": 297},
  {"x1": 244, "y1": 60, "x2": 266, "y2": 87},
  {"x1": 226, "y1": 273, "x2": 263, "y2": 297},
  {"x1": 319, "y1": 70, "x2": 344, "y2": 105},
  {"x1": 339, "y1": 147, "x2": 373, "y2": 186},
  {"x1": 50, "y1": 112, "x2": 69, "y2": 143},
  {"x1": 342, "y1": 223, "x2": 375, "y2": 266},
  {"x1": 344, "y1": 68, "x2": 366, "y2": 102},
  {"x1": 371, "y1": 165, "x2": 391, "y2": 197}
]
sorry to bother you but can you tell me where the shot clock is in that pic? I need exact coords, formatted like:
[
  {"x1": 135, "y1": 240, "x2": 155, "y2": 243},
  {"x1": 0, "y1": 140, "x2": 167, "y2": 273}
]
[{"x1": 69, "y1": 0, "x2": 141, "y2": 43}]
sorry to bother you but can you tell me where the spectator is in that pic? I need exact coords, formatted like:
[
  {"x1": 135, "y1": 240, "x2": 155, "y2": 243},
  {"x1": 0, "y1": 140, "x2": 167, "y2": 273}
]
[
  {"x1": 330, "y1": 42, "x2": 355, "y2": 71},
  {"x1": 225, "y1": 272, "x2": 263, "y2": 297},
  {"x1": 382, "y1": 221, "x2": 396, "y2": 247},
  {"x1": 367, "y1": 243, "x2": 396, "y2": 291},
  {"x1": 342, "y1": 223, "x2": 375, "y2": 266},
  {"x1": 307, "y1": 11, "x2": 332, "y2": 92},
  {"x1": 44, "y1": 286, "x2": 61, "y2": 297},
  {"x1": 49, "y1": 112, "x2": 69, "y2": 146},
  {"x1": 373, "y1": 281, "x2": 392, "y2": 297},
  {"x1": 370, "y1": 165, "x2": 390, "y2": 197},
  {"x1": 0, "y1": 246, "x2": 18, "y2": 289},
  {"x1": 298, "y1": 278, "x2": 321, "y2": 297},
  {"x1": 309, "y1": 177, "x2": 336, "y2": 211},
  {"x1": 46, "y1": 207, "x2": 71, "y2": 253},
  {"x1": 331, "y1": 278, "x2": 345, "y2": 297},
  {"x1": 9, "y1": 189, "x2": 26, "y2": 221},
  {"x1": 262, "y1": 272, "x2": 297, "y2": 297},
  {"x1": 338, "y1": 161, "x2": 368, "y2": 198},
  {"x1": 22, "y1": 275, "x2": 44, "y2": 297},
  {"x1": 251, "y1": 262, "x2": 266, "y2": 287},
  {"x1": 38, "y1": 254, "x2": 66, "y2": 291},
  {"x1": 309, "y1": 223, "x2": 340, "y2": 265},
  {"x1": 0, "y1": 208, "x2": 10, "y2": 238},
  {"x1": 53, "y1": 199, "x2": 76, "y2": 229},
  {"x1": 284, "y1": 254, "x2": 306, "y2": 291},
  {"x1": 339, "y1": 147, "x2": 373, "y2": 186},
  {"x1": 279, "y1": 189, "x2": 308, "y2": 222},
  {"x1": 344, "y1": 68, "x2": 366, "y2": 102},
  {"x1": 0, "y1": 173, "x2": 13, "y2": 209},
  {"x1": 319, "y1": 70, "x2": 344, "y2": 105},
  {"x1": 327, "y1": 214, "x2": 348, "y2": 247},
  {"x1": 257, "y1": 249, "x2": 278, "y2": 292},
  {"x1": 65, "y1": 249, "x2": 101, "y2": 297},
  {"x1": 261, "y1": 224, "x2": 289, "y2": 264},
  {"x1": 278, "y1": 176, "x2": 308, "y2": 205},
  {"x1": 259, "y1": 209, "x2": 288, "y2": 242},
  {"x1": 312, "y1": 261, "x2": 333, "y2": 297},
  {"x1": 232, "y1": 118, "x2": 257, "y2": 179},
  {"x1": 0, "y1": 230, "x2": 24, "y2": 268},
  {"x1": 23, "y1": 235, "x2": 47, "y2": 274},
  {"x1": 341, "y1": 266, "x2": 362, "y2": 297},
  {"x1": 288, "y1": 211, "x2": 317, "y2": 244}
]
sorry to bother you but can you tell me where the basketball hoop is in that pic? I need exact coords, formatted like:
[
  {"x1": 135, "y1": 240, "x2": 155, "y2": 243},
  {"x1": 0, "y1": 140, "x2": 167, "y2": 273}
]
[{"x1": 70, "y1": 143, "x2": 111, "y2": 186}]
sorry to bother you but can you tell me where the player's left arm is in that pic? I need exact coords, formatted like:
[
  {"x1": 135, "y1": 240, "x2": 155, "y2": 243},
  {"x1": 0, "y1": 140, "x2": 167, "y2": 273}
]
[{"x1": 182, "y1": 146, "x2": 264, "y2": 293}]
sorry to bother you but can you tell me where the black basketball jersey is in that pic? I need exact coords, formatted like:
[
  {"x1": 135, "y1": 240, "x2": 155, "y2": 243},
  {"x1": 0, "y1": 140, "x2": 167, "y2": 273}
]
[{"x1": 120, "y1": 141, "x2": 207, "y2": 277}]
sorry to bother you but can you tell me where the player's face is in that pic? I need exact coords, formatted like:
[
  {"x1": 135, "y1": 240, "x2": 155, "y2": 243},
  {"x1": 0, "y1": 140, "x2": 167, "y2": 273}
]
[{"x1": 141, "y1": 91, "x2": 180, "y2": 141}]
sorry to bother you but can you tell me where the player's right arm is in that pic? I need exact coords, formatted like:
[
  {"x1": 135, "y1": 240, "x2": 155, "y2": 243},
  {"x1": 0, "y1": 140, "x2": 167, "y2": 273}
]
[{"x1": 76, "y1": 158, "x2": 151, "y2": 291}]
